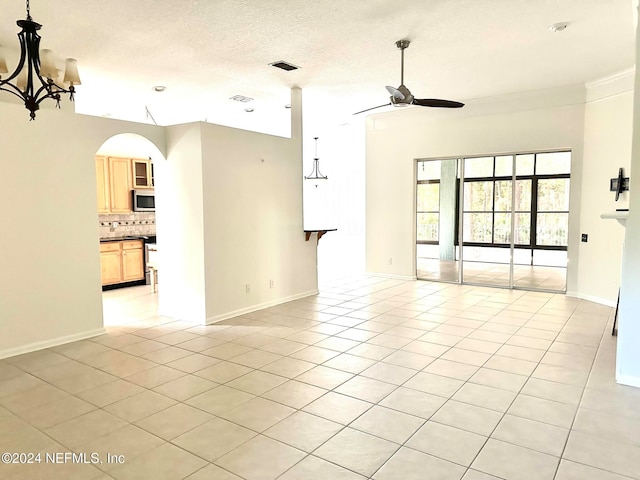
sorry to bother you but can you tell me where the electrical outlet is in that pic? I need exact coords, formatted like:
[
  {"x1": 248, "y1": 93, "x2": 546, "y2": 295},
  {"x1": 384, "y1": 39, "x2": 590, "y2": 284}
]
[
  {"x1": 269, "y1": 280, "x2": 275, "y2": 288},
  {"x1": 581, "y1": 233, "x2": 588, "y2": 243},
  {"x1": 245, "y1": 284, "x2": 250, "y2": 293}
]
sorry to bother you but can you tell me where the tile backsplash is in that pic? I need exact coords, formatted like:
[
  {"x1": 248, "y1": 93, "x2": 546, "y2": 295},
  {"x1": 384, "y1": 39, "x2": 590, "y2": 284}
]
[{"x1": 99, "y1": 212, "x2": 156, "y2": 239}]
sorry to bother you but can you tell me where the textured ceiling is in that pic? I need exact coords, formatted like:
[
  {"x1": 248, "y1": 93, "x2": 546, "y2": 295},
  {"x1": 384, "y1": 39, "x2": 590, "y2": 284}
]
[{"x1": 0, "y1": 0, "x2": 635, "y2": 135}]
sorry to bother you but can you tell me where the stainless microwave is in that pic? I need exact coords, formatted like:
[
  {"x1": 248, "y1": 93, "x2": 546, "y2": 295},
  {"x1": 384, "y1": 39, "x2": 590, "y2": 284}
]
[{"x1": 132, "y1": 189, "x2": 155, "y2": 212}]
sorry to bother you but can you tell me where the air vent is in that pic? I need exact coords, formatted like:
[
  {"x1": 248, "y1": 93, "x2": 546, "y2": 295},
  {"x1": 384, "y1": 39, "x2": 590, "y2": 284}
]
[
  {"x1": 269, "y1": 61, "x2": 300, "y2": 71},
  {"x1": 230, "y1": 94, "x2": 254, "y2": 103}
]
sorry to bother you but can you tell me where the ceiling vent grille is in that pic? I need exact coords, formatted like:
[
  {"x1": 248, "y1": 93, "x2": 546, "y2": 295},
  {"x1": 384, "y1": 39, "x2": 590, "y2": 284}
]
[{"x1": 269, "y1": 61, "x2": 300, "y2": 71}]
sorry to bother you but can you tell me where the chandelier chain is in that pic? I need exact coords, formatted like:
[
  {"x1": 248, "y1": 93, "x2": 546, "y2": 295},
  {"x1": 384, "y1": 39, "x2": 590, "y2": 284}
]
[{"x1": 26, "y1": 0, "x2": 31, "y2": 20}]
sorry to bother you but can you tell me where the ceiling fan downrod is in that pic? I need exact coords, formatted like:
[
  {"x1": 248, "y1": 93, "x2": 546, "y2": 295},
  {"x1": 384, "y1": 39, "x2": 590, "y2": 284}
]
[{"x1": 396, "y1": 39, "x2": 410, "y2": 86}]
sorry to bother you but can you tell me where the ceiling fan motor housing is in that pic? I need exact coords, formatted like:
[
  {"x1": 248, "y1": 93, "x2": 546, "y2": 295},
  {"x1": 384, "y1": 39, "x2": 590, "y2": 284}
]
[{"x1": 390, "y1": 85, "x2": 414, "y2": 105}]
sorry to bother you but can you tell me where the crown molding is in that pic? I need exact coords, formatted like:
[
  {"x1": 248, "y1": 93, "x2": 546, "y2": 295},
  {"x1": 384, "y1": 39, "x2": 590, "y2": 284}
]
[{"x1": 585, "y1": 67, "x2": 635, "y2": 102}]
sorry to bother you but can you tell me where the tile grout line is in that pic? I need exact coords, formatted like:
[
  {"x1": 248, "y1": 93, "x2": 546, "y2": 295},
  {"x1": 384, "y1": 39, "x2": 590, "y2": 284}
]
[{"x1": 0, "y1": 277, "x2": 621, "y2": 480}]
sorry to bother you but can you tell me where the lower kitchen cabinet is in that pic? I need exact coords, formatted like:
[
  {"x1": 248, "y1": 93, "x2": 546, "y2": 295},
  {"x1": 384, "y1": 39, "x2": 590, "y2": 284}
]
[
  {"x1": 122, "y1": 241, "x2": 144, "y2": 282},
  {"x1": 100, "y1": 243, "x2": 122, "y2": 285},
  {"x1": 100, "y1": 240, "x2": 144, "y2": 286}
]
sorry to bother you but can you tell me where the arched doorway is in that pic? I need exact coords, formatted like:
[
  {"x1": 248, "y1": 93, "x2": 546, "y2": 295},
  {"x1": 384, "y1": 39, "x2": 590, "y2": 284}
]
[{"x1": 95, "y1": 133, "x2": 166, "y2": 326}]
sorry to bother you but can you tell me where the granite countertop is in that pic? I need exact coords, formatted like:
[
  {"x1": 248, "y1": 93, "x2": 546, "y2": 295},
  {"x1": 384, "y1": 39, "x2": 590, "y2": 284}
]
[{"x1": 100, "y1": 235, "x2": 154, "y2": 243}]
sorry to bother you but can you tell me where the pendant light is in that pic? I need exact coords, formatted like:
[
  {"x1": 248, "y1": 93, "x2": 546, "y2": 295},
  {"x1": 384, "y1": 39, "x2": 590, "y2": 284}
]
[{"x1": 304, "y1": 137, "x2": 328, "y2": 187}]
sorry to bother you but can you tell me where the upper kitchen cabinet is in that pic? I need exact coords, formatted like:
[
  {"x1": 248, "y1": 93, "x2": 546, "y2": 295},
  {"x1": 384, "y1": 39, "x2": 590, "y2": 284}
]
[
  {"x1": 96, "y1": 156, "x2": 110, "y2": 214},
  {"x1": 109, "y1": 157, "x2": 133, "y2": 213},
  {"x1": 95, "y1": 156, "x2": 133, "y2": 214},
  {"x1": 132, "y1": 158, "x2": 154, "y2": 189}
]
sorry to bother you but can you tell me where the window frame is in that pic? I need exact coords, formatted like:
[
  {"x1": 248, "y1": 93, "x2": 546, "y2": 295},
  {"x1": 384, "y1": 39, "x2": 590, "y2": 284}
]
[{"x1": 416, "y1": 152, "x2": 571, "y2": 252}]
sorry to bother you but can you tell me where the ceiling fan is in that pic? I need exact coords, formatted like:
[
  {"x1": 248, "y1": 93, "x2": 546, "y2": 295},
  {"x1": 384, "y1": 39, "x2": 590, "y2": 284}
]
[{"x1": 354, "y1": 39, "x2": 464, "y2": 115}]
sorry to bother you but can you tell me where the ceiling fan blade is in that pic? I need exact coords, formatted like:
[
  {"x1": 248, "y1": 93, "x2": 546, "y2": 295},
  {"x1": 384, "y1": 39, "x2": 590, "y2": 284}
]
[
  {"x1": 413, "y1": 98, "x2": 464, "y2": 108},
  {"x1": 353, "y1": 103, "x2": 392, "y2": 115},
  {"x1": 385, "y1": 86, "x2": 405, "y2": 100}
]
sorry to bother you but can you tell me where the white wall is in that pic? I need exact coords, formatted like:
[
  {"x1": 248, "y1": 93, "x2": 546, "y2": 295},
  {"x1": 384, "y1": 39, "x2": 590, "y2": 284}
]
[
  {"x1": 577, "y1": 73, "x2": 634, "y2": 306},
  {"x1": 155, "y1": 89, "x2": 318, "y2": 324},
  {"x1": 0, "y1": 102, "x2": 164, "y2": 358},
  {"x1": 617, "y1": 17, "x2": 640, "y2": 388},
  {"x1": 365, "y1": 87, "x2": 586, "y2": 290},
  {"x1": 200, "y1": 89, "x2": 318, "y2": 322},
  {"x1": 155, "y1": 123, "x2": 208, "y2": 323},
  {"x1": 302, "y1": 120, "x2": 367, "y2": 285}
]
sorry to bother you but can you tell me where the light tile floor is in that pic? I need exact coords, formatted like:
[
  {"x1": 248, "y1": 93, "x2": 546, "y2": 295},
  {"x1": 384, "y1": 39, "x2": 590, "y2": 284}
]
[
  {"x1": 1, "y1": 277, "x2": 639, "y2": 480},
  {"x1": 418, "y1": 259, "x2": 567, "y2": 292}
]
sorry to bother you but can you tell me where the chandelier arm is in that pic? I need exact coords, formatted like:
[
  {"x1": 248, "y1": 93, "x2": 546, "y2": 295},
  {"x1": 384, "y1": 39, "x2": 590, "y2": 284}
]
[
  {"x1": 23, "y1": 24, "x2": 41, "y2": 98},
  {"x1": 0, "y1": 33, "x2": 29, "y2": 84},
  {"x1": 34, "y1": 91, "x2": 66, "y2": 107},
  {"x1": 33, "y1": 91, "x2": 56, "y2": 106},
  {"x1": 33, "y1": 79, "x2": 72, "y2": 102},
  {"x1": 0, "y1": 84, "x2": 28, "y2": 101},
  {"x1": 33, "y1": 82, "x2": 52, "y2": 99}
]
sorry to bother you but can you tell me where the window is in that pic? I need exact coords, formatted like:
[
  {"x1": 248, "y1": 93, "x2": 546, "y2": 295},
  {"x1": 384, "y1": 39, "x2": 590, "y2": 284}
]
[
  {"x1": 417, "y1": 183, "x2": 440, "y2": 242},
  {"x1": 536, "y1": 177, "x2": 570, "y2": 247},
  {"x1": 417, "y1": 151, "x2": 570, "y2": 251}
]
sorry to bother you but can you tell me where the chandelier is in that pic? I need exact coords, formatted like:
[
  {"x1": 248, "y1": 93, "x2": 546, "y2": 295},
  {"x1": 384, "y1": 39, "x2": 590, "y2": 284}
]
[
  {"x1": 304, "y1": 137, "x2": 328, "y2": 186},
  {"x1": 0, "y1": 0, "x2": 80, "y2": 120}
]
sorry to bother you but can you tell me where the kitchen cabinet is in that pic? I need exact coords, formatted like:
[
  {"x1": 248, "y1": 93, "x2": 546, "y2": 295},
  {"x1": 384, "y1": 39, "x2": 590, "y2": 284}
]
[
  {"x1": 96, "y1": 156, "x2": 145, "y2": 214},
  {"x1": 122, "y1": 240, "x2": 144, "y2": 281},
  {"x1": 100, "y1": 239, "x2": 144, "y2": 286},
  {"x1": 96, "y1": 156, "x2": 110, "y2": 214},
  {"x1": 99, "y1": 242, "x2": 122, "y2": 285},
  {"x1": 132, "y1": 158, "x2": 154, "y2": 188},
  {"x1": 109, "y1": 157, "x2": 133, "y2": 213}
]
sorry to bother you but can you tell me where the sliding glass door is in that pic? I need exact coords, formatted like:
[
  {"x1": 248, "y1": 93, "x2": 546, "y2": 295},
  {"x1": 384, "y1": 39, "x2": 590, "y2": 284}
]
[
  {"x1": 416, "y1": 159, "x2": 459, "y2": 283},
  {"x1": 461, "y1": 156, "x2": 512, "y2": 287},
  {"x1": 513, "y1": 152, "x2": 571, "y2": 290},
  {"x1": 416, "y1": 151, "x2": 570, "y2": 292}
]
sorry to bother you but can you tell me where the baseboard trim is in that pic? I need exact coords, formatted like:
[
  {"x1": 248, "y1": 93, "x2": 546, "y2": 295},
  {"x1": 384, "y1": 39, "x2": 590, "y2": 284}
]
[
  {"x1": 366, "y1": 272, "x2": 418, "y2": 281},
  {"x1": 573, "y1": 292, "x2": 617, "y2": 308},
  {"x1": 205, "y1": 289, "x2": 320, "y2": 325},
  {"x1": 0, "y1": 327, "x2": 107, "y2": 360},
  {"x1": 616, "y1": 372, "x2": 640, "y2": 388}
]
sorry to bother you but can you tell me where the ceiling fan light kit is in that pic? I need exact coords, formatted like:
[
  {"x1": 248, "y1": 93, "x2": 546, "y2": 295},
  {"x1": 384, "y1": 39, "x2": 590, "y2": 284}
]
[
  {"x1": 354, "y1": 39, "x2": 464, "y2": 115},
  {"x1": 0, "y1": 0, "x2": 80, "y2": 120}
]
